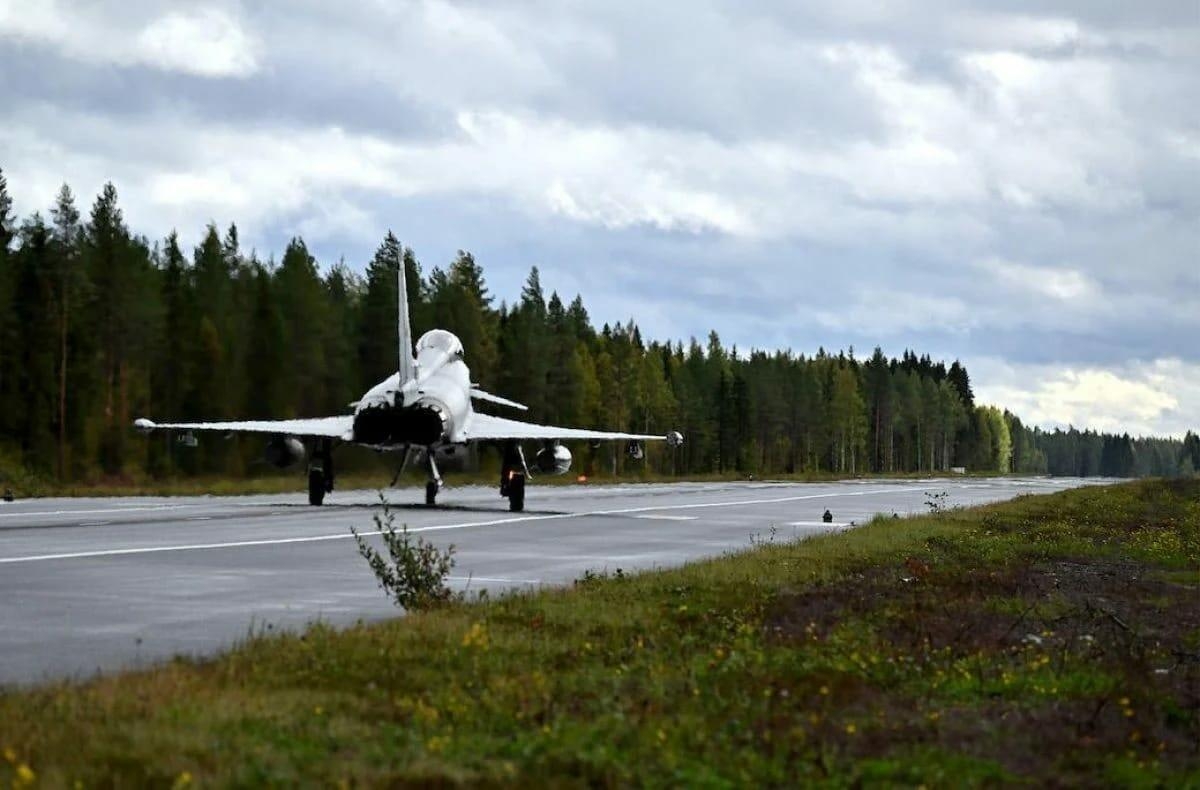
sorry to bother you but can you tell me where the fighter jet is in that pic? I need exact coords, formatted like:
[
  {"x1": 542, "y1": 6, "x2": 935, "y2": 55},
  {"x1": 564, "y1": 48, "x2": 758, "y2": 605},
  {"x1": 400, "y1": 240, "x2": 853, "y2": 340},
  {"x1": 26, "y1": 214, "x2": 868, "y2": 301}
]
[{"x1": 135, "y1": 257, "x2": 682, "y2": 511}]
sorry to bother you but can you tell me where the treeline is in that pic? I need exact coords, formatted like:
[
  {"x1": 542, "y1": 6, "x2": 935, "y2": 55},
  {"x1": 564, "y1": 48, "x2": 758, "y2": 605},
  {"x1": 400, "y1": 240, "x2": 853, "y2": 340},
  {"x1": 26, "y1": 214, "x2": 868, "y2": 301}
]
[
  {"x1": 1031, "y1": 428, "x2": 1199, "y2": 479},
  {"x1": 0, "y1": 173, "x2": 1191, "y2": 482}
]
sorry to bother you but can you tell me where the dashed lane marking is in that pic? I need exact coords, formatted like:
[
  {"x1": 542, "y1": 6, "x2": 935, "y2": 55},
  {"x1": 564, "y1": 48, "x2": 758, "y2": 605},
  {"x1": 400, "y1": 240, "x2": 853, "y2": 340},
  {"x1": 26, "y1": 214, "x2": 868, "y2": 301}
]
[{"x1": 631, "y1": 514, "x2": 698, "y2": 521}]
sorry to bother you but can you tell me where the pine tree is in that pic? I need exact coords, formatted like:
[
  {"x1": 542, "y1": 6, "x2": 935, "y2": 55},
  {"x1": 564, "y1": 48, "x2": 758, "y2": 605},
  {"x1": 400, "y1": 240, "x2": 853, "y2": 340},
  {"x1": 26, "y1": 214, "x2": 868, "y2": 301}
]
[
  {"x1": 358, "y1": 232, "x2": 405, "y2": 389},
  {"x1": 50, "y1": 185, "x2": 85, "y2": 477},
  {"x1": 322, "y1": 262, "x2": 359, "y2": 415},
  {"x1": 152, "y1": 232, "x2": 197, "y2": 472},
  {"x1": 446, "y1": 250, "x2": 497, "y2": 388},
  {"x1": 544, "y1": 292, "x2": 583, "y2": 426},
  {"x1": 936, "y1": 382, "x2": 967, "y2": 470},
  {"x1": 497, "y1": 267, "x2": 551, "y2": 420},
  {"x1": 191, "y1": 224, "x2": 231, "y2": 423},
  {"x1": 566, "y1": 295, "x2": 595, "y2": 345},
  {"x1": 1182, "y1": 431, "x2": 1200, "y2": 475},
  {"x1": 275, "y1": 237, "x2": 327, "y2": 417},
  {"x1": 829, "y1": 365, "x2": 867, "y2": 473},
  {"x1": 85, "y1": 183, "x2": 160, "y2": 475},
  {"x1": 864, "y1": 347, "x2": 894, "y2": 472},
  {"x1": 12, "y1": 215, "x2": 59, "y2": 469},
  {"x1": 245, "y1": 261, "x2": 286, "y2": 419}
]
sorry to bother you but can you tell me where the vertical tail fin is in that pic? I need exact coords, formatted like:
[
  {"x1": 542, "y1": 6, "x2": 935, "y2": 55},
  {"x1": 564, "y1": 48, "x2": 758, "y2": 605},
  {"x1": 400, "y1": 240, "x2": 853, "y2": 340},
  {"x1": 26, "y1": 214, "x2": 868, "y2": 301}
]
[{"x1": 397, "y1": 248, "x2": 416, "y2": 386}]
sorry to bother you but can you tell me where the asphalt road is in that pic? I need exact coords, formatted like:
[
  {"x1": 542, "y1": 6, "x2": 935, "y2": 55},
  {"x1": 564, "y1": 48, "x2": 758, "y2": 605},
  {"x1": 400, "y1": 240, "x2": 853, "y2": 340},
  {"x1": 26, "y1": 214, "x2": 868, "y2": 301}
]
[{"x1": 0, "y1": 477, "x2": 1101, "y2": 686}]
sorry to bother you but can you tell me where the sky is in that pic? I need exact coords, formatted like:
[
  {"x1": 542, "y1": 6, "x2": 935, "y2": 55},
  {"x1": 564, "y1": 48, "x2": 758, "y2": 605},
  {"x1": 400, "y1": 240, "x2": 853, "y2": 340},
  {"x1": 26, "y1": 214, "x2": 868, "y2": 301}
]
[{"x1": 1, "y1": 0, "x2": 1197, "y2": 437}]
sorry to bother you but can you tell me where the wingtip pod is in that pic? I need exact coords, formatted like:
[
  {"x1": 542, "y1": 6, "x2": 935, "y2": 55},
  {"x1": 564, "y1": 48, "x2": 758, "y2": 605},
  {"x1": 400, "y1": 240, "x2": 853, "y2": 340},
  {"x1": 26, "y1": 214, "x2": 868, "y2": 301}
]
[
  {"x1": 666, "y1": 430, "x2": 685, "y2": 447},
  {"x1": 133, "y1": 418, "x2": 157, "y2": 434}
]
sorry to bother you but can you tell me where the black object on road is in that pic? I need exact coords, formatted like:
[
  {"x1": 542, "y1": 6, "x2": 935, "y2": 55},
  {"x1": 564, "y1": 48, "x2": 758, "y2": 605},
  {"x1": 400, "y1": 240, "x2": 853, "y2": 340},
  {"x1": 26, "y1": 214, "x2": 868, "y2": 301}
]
[{"x1": 822, "y1": 509, "x2": 833, "y2": 523}]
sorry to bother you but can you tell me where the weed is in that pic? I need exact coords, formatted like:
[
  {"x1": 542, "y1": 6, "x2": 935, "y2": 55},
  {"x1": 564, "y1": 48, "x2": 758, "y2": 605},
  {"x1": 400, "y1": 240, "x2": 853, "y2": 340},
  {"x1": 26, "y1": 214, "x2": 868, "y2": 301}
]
[
  {"x1": 750, "y1": 524, "x2": 779, "y2": 547},
  {"x1": 574, "y1": 567, "x2": 627, "y2": 588},
  {"x1": 350, "y1": 494, "x2": 458, "y2": 610},
  {"x1": 924, "y1": 490, "x2": 950, "y2": 514}
]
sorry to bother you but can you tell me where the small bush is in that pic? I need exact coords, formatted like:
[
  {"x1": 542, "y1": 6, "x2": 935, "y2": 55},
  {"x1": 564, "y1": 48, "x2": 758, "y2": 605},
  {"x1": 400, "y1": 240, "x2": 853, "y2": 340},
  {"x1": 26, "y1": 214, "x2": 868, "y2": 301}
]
[
  {"x1": 351, "y1": 495, "x2": 458, "y2": 610},
  {"x1": 924, "y1": 490, "x2": 949, "y2": 513}
]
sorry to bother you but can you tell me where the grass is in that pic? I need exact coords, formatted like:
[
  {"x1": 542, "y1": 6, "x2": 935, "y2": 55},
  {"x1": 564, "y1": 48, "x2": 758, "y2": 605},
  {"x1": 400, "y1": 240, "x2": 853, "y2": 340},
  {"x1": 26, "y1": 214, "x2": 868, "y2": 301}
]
[{"x1": 1, "y1": 479, "x2": 1197, "y2": 786}]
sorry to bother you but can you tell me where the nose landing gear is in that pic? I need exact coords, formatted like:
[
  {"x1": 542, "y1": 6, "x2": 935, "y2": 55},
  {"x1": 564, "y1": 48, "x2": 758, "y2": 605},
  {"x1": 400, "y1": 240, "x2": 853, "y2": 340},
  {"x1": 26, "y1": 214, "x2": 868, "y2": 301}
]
[{"x1": 424, "y1": 449, "x2": 443, "y2": 506}]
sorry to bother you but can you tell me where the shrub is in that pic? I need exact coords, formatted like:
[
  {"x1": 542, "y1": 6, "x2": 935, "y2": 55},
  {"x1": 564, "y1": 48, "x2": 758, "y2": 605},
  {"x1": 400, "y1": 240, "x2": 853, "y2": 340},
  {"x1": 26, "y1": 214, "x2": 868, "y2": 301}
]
[{"x1": 351, "y1": 495, "x2": 458, "y2": 610}]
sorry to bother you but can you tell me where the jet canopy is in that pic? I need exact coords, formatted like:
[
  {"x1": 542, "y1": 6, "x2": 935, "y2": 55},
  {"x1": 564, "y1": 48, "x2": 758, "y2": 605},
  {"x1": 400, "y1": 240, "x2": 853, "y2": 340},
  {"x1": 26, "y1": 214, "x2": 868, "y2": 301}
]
[{"x1": 416, "y1": 329, "x2": 464, "y2": 358}]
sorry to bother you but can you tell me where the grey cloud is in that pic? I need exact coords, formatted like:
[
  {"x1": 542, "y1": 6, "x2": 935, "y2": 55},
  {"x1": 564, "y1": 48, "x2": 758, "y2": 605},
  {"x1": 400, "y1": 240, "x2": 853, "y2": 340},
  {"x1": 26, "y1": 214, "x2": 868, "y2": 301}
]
[{"x1": 0, "y1": 43, "x2": 453, "y2": 142}]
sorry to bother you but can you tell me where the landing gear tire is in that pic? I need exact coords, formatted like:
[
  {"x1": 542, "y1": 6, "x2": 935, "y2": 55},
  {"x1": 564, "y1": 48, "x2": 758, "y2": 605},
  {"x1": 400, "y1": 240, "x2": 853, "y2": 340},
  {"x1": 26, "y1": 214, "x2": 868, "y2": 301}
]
[
  {"x1": 508, "y1": 473, "x2": 525, "y2": 512},
  {"x1": 425, "y1": 480, "x2": 438, "y2": 506},
  {"x1": 308, "y1": 469, "x2": 326, "y2": 506}
]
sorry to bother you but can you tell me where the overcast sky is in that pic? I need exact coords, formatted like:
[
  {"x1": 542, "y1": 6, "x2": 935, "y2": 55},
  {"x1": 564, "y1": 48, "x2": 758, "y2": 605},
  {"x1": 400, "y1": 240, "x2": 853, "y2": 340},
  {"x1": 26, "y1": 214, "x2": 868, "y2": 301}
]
[{"x1": 1, "y1": 1, "x2": 1197, "y2": 437}]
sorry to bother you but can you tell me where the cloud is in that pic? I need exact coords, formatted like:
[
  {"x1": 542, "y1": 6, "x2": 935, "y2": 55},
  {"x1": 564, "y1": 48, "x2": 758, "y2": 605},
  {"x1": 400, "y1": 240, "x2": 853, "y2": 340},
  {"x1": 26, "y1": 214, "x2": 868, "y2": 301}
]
[
  {"x1": 813, "y1": 290, "x2": 979, "y2": 335},
  {"x1": 0, "y1": 1, "x2": 259, "y2": 78},
  {"x1": 134, "y1": 9, "x2": 259, "y2": 77},
  {"x1": 974, "y1": 357, "x2": 1198, "y2": 437},
  {"x1": 981, "y1": 258, "x2": 1100, "y2": 302}
]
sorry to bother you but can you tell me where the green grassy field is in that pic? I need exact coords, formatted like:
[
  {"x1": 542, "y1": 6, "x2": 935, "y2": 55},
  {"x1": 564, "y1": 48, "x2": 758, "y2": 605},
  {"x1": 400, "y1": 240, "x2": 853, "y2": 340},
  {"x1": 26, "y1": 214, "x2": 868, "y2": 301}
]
[{"x1": 1, "y1": 479, "x2": 1197, "y2": 786}]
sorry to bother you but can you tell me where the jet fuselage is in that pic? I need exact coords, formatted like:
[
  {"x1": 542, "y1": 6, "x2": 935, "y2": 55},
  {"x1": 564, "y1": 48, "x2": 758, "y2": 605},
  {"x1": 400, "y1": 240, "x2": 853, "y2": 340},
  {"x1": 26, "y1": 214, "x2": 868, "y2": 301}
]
[{"x1": 352, "y1": 329, "x2": 470, "y2": 449}]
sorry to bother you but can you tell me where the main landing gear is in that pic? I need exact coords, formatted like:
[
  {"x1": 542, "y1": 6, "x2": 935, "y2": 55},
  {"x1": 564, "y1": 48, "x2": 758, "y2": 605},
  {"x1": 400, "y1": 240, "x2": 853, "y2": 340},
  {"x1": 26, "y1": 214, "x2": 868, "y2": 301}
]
[
  {"x1": 307, "y1": 438, "x2": 334, "y2": 506},
  {"x1": 500, "y1": 441, "x2": 528, "y2": 512}
]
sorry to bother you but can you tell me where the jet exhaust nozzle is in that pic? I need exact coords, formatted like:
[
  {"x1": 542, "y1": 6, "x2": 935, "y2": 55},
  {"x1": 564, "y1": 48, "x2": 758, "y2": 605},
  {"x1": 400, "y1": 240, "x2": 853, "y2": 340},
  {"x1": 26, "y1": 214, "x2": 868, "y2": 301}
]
[{"x1": 353, "y1": 403, "x2": 448, "y2": 446}]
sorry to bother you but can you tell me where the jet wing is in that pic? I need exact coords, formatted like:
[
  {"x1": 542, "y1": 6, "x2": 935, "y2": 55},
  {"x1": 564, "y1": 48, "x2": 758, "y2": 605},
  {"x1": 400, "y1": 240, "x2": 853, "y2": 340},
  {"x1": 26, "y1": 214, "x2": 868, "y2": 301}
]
[
  {"x1": 133, "y1": 416, "x2": 354, "y2": 440},
  {"x1": 464, "y1": 412, "x2": 665, "y2": 442}
]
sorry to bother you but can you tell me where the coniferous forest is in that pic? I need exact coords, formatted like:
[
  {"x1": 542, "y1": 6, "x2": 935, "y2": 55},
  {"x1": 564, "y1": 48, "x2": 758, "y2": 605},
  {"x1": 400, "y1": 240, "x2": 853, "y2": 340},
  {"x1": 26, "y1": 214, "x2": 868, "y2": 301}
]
[{"x1": 0, "y1": 172, "x2": 1193, "y2": 486}]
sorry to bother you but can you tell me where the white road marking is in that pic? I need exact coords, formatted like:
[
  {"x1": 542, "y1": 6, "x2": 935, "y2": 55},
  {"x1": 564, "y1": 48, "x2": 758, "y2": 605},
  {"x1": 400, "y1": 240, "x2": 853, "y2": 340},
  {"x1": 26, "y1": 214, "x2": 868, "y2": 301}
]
[
  {"x1": 631, "y1": 514, "x2": 698, "y2": 521},
  {"x1": 78, "y1": 521, "x2": 111, "y2": 527},
  {"x1": 448, "y1": 575, "x2": 541, "y2": 585},
  {"x1": 0, "y1": 487, "x2": 928, "y2": 565},
  {"x1": 187, "y1": 517, "x2": 212, "y2": 521},
  {"x1": 0, "y1": 504, "x2": 200, "y2": 519},
  {"x1": 786, "y1": 520, "x2": 851, "y2": 528}
]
